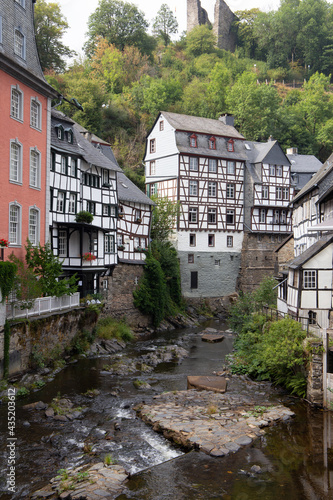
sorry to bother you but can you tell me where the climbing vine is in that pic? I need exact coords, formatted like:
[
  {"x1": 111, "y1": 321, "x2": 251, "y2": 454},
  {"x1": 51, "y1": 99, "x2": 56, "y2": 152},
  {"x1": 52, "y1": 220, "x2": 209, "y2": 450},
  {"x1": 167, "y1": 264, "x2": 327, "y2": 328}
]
[
  {"x1": 3, "y1": 320, "x2": 11, "y2": 379},
  {"x1": 0, "y1": 261, "x2": 17, "y2": 302}
]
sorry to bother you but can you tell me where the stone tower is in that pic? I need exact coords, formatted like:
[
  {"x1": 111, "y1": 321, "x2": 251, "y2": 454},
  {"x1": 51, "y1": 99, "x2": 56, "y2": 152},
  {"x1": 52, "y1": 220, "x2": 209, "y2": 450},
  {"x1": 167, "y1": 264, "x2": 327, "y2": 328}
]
[{"x1": 187, "y1": 0, "x2": 236, "y2": 52}]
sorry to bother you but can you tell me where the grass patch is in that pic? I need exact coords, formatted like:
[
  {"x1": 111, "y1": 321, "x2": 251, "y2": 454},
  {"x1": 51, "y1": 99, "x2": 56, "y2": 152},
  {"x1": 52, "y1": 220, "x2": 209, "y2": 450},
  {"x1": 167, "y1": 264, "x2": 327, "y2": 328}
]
[{"x1": 96, "y1": 317, "x2": 133, "y2": 342}]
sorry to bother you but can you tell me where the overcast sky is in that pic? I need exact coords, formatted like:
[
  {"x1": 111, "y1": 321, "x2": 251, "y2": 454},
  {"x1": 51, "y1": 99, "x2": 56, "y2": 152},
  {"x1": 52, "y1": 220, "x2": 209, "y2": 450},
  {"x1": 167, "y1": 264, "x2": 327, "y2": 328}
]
[{"x1": 56, "y1": 0, "x2": 281, "y2": 57}]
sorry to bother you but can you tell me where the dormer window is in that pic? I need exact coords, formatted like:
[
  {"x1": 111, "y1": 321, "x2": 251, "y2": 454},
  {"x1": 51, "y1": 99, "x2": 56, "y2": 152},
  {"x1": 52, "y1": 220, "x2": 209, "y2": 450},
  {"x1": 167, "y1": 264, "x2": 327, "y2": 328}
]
[
  {"x1": 56, "y1": 125, "x2": 64, "y2": 140},
  {"x1": 14, "y1": 28, "x2": 25, "y2": 59},
  {"x1": 209, "y1": 136, "x2": 216, "y2": 150},
  {"x1": 227, "y1": 139, "x2": 234, "y2": 152},
  {"x1": 190, "y1": 134, "x2": 197, "y2": 148},
  {"x1": 66, "y1": 129, "x2": 73, "y2": 144}
]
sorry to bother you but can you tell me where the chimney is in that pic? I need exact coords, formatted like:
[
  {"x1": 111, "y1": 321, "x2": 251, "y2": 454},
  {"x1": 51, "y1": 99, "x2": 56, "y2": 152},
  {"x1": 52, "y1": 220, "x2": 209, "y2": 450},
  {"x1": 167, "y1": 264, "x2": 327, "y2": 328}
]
[
  {"x1": 84, "y1": 131, "x2": 92, "y2": 142},
  {"x1": 219, "y1": 114, "x2": 234, "y2": 127},
  {"x1": 286, "y1": 147, "x2": 298, "y2": 155}
]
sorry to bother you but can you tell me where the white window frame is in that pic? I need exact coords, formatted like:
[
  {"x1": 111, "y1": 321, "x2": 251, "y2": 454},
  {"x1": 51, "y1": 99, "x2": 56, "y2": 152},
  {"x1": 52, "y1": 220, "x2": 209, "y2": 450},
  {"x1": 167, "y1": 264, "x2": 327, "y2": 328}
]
[
  {"x1": 227, "y1": 235, "x2": 233, "y2": 247},
  {"x1": 104, "y1": 233, "x2": 115, "y2": 254},
  {"x1": 11, "y1": 85, "x2": 23, "y2": 121},
  {"x1": 262, "y1": 185, "x2": 269, "y2": 199},
  {"x1": 9, "y1": 203, "x2": 22, "y2": 246},
  {"x1": 189, "y1": 207, "x2": 198, "y2": 223},
  {"x1": 58, "y1": 230, "x2": 67, "y2": 257},
  {"x1": 282, "y1": 187, "x2": 289, "y2": 200},
  {"x1": 30, "y1": 97, "x2": 42, "y2": 130},
  {"x1": 276, "y1": 165, "x2": 283, "y2": 176},
  {"x1": 208, "y1": 182, "x2": 217, "y2": 197},
  {"x1": 208, "y1": 208, "x2": 216, "y2": 224},
  {"x1": 269, "y1": 165, "x2": 276, "y2": 176},
  {"x1": 303, "y1": 270, "x2": 316, "y2": 289},
  {"x1": 61, "y1": 156, "x2": 67, "y2": 174},
  {"x1": 68, "y1": 193, "x2": 76, "y2": 214},
  {"x1": 189, "y1": 180, "x2": 198, "y2": 196},
  {"x1": 10, "y1": 139, "x2": 23, "y2": 184},
  {"x1": 150, "y1": 161, "x2": 156, "y2": 175},
  {"x1": 226, "y1": 183, "x2": 235, "y2": 199},
  {"x1": 150, "y1": 138, "x2": 156, "y2": 153},
  {"x1": 227, "y1": 161, "x2": 235, "y2": 175},
  {"x1": 189, "y1": 157, "x2": 198, "y2": 171},
  {"x1": 226, "y1": 209, "x2": 235, "y2": 225},
  {"x1": 29, "y1": 147, "x2": 41, "y2": 189},
  {"x1": 56, "y1": 191, "x2": 65, "y2": 213},
  {"x1": 14, "y1": 28, "x2": 25, "y2": 59},
  {"x1": 259, "y1": 209, "x2": 266, "y2": 223},
  {"x1": 276, "y1": 187, "x2": 283, "y2": 200},
  {"x1": 208, "y1": 158, "x2": 217, "y2": 173},
  {"x1": 29, "y1": 207, "x2": 40, "y2": 246}
]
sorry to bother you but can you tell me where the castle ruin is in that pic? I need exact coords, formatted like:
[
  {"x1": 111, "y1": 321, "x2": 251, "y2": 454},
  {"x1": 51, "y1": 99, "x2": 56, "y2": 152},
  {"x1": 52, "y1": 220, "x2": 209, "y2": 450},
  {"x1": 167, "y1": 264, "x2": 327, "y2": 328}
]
[{"x1": 187, "y1": 0, "x2": 237, "y2": 52}]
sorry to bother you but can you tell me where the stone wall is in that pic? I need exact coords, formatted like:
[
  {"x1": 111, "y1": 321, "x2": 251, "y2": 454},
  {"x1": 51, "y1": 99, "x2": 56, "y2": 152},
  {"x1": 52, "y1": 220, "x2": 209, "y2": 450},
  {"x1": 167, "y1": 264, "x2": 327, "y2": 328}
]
[
  {"x1": 102, "y1": 262, "x2": 150, "y2": 328},
  {"x1": 307, "y1": 342, "x2": 324, "y2": 406},
  {"x1": 0, "y1": 308, "x2": 95, "y2": 378},
  {"x1": 187, "y1": 0, "x2": 210, "y2": 32}
]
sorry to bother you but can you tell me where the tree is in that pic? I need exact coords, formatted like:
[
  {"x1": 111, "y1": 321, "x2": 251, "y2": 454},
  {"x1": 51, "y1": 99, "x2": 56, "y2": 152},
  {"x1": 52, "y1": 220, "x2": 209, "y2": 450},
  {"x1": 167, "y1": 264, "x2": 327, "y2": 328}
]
[
  {"x1": 152, "y1": 4, "x2": 178, "y2": 46},
  {"x1": 150, "y1": 196, "x2": 179, "y2": 242},
  {"x1": 185, "y1": 25, "x2": 216, "y2": 57},
  {"x1": 84, "y1": 0, "x2": 155, "y2": 56},
  {"x1": 234, "y1": 8, "x2": 262, "y2": 59},
  {"x1": 34, "y1": 0, "x2": 75, "y2": 72}
]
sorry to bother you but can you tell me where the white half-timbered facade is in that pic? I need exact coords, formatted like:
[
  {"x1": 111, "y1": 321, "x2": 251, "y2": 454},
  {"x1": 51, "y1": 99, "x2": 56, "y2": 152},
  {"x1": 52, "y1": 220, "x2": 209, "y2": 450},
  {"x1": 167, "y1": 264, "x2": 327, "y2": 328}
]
[
  {"x1": 50, "y1": 110, "x2": 121, "y2": 296},
  {"x1": 145, "y1": 111, "x2": 246, "y2": 297}
]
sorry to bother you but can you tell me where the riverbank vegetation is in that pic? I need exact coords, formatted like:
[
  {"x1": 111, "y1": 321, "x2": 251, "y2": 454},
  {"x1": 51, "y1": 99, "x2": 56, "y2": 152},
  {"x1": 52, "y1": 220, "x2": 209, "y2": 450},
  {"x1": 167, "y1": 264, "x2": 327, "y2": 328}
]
[{"x1": 228, "y1": 277, "x2": 307, "y2": 397}]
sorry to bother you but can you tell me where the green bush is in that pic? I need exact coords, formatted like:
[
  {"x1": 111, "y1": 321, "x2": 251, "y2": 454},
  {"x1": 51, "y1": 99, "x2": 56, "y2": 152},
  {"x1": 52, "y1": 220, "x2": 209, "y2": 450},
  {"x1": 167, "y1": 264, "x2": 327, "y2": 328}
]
[{"x1": 96, "y1": 317, "x2": 133, "y2": 342}]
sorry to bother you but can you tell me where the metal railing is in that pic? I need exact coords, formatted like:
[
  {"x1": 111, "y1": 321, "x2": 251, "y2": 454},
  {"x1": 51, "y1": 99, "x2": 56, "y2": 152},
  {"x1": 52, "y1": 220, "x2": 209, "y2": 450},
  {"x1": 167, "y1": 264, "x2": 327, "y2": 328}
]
[{"x1": 6, "y1": 292, "x2": 81, "y2": 320}]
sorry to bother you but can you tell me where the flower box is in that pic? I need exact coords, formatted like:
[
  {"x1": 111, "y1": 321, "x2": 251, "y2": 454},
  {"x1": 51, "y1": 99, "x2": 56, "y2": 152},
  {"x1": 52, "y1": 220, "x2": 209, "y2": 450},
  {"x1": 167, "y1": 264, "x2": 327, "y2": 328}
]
[
  {"x1": 0, "y1": 238, "x2": 9, "y2": 247},
  {"x1": 82, "y1": 252, "x2": 96, "y2": 261}
]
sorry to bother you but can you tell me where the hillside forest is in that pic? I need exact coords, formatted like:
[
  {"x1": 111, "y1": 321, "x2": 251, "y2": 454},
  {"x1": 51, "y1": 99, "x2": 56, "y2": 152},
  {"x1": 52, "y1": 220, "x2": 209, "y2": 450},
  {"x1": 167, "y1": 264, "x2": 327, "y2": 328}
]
[{"x1": 35, "y1": 0, "x2": 333, "y2": 190}]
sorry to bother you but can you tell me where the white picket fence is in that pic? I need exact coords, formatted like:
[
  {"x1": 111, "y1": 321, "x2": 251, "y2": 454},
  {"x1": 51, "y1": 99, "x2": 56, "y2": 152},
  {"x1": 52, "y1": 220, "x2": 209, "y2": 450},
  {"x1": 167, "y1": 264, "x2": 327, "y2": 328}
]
[{"x1": 6, "y1": 292, "x2": 81, "y2": 320}]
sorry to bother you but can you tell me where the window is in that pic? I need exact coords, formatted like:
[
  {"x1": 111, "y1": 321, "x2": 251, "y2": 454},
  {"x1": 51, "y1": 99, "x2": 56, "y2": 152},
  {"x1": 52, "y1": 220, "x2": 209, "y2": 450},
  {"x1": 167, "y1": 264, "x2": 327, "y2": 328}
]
[
  {"x1": 227, "y1": 139, "x2": 234, "y2": 152},
  {"x1": 208, "y1": 208, "x2": 216, "y2": 224},
  {"x1": 11, "y1": 86, "x2": 23, "y2": 121},
  {"x1": 189, "y1": 157, "x2": 198, "y2": 171},
  {"x1": 215, "y1": 260, "x2": 220, "y2": 266},
  {"x1": 150, "y1": 161, "x2": 156, "y2": 175},
  {"x1": 190, "y1": 134, "x2": 197, "y2": 147},
  {"x1": 273, "y1": 210, "x2": 280, "y2": 224},
  {"x1": 134, "y1": 236, "x2": 140, "y2": 249},
  {"x1": 208, "y1": 158, "x2": 217, "y2": 173},
  {"x1": 226, "y1": 183, "x2": 235, "y2": 199},
  {"x1": 102, "y1": 169, "x2": 109, "y2": 185},
  {"x1": 276, "y1": 166, "x2": 282, "y2": 176},
  {"x1": 259, "y1": 209, "x2": 266, "y2": 223},
  {"x1": 30, "y1": 149, "x2": 40, "y2": 188},
  {"x1": 61, "y1": 157, "x2": 67, "y2": 174},
  {"x1": 86, "y1": 201, "x2": 96, "y2": 215},
  {"x1": 83, "y1": 172, "x2": 100, "y2": 188},
  {"x1": 57, "y1": 127, "x2": 64, "y2": 140},
  {"x1": 117, "y1": 235, "x2": 123, "y2": 246},
  {"x1": 68, "y1": 193, "x2": 76, "y2": 214},
  {"x1": 68, "y1": 158, "x2": 77, "y2": 177},
  {"x1": 30, "y1": 98, "x2": 41, "y2": 129},
  {"x1": 303, "y1": 270, "x2": 316, "y2": 289},
  {"x1": 150, "y1": 138, "x2": 156, "y2": 153},
  {"x1": 159, "y1": 120, "x2": 164, "y2": 131},
  {"x1": 10, "y1": 140, "x2": 22, "y2": 183},
  {"x1": 135, "y1": 209, "x2": 141, "y2": 222},
  {"x1": 150, "y1": 184, "x2": 157, "y2": 196},
  {"x1": 191, "y1": 271, "x2": 198, "y2": 289},
  {"x1": 276, "y1": 187, "x2": 282, "y2": 200},
  {"x1": 56, "y1": 191, "x2": 65, "y2": 212},
  {"x1": 208, "y1": 234, "x2": 215, "y2": 247},
  {"x1": 15, "y1": 0, "x2": 25, "y2": 7},
  {"x1": 140, "y1": 237, "x2": 146, "y2": 248},
  {"x1": 208, "y1": 182, "x2": 217, "y2": 197},
  {"x1": 227, "y1": 161, "x2": 235, "y2": 175},
  {"x1": 66, "y1": 129, "x2": 73, "y2": 143},
  {"x1": 269, "y1": 165, "x2": 275, "y2": 176},
  {"x1": 308, "y1": 310, "x2": 317, "y2": 325},
  {"x1": 189, "y1": 234, "x2": 196, "y2": 246},
  {"x1": 14, "y1": 29, "x2": 25, "y2": 59},
  {"x1": 104, "y1": 234, "x2": 115, "y2": 253},
  {"x1": 226, "y1": 209, "x2": 235, "y2": 224},
  {"x1": 209, "y1": 137, "x2": 216, "y2": 150},
  {"x1": 280, "y1": 210, "x2": 286, "y2": 224},
  {"x1": 9, "y1": 204, "x2": 21, "y2": 245},
  {"x1": 227, "y1": 235, "x2": 233, "y2": 247},
  {"x1": 283, "y1": 187, "x2": 289, "y2": 200},
  {"x1": 187, "y1": 180, "x2": 197, "y2": 196},
  {"x1": 262, "y1": 185, "x2": 269, "y2": 199},
  {"x1": 29, "y1": 208, "x2": 39, "y2": 246},
  {"x1": 58, "y1": 230, "x2": 67, "y2": 257},
  {"x1": 103, "y1": 204, "x2": 115, "y2": 216},
  {"x1": 189, "y1": 207, "x2": 198, "y2": 223},
  {"x1": 188, "y1": 254, "x2": 194, "y2": 263}
]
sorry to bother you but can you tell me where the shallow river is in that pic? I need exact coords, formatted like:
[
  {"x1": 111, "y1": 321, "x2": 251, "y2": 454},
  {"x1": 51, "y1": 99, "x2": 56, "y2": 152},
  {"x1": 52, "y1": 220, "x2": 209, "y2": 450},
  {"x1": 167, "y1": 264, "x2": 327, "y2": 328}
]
[{"x1": 1, "y1": 320, "x2": 333, "y2": 499}]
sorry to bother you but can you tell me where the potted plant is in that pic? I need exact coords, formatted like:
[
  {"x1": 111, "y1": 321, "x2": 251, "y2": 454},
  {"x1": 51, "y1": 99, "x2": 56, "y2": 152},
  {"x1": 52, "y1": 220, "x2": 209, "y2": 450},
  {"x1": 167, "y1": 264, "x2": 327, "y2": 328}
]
[
  {"x1": 75, "y1": 211, "x2": 94, "y2": 224},
  {"x1": 0, "y1": 239, "x2": 9, "y2": 247},
  {"x1": 118, "y1": 245, "x2": 125, "y2": 251},
  {"x1": 82, "y1": 252, "x2": 96, "y2": 261}
]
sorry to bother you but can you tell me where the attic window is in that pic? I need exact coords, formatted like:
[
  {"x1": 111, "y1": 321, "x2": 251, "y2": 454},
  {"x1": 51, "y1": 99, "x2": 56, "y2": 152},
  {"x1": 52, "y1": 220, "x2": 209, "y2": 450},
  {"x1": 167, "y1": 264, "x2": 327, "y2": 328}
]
[
  {"x1": 159, "y1": 120, "x2": 164, "y2": 131},
  {"x1": 190, "y1": 134, "x2": 197, "y2": 148},
  {"x1": 245, "y1": 143, "x2": 251, "y2": 150},
  {"x1": 227, "y1": 139, "x2": 234, "y2": 152},
  {"x1": 66, "y1": 129, "x2": 73, "y2": 144},
  {"x1": 56, "y1": 125, "x2": 64, "y2": 140},
  {"x1": 209, "y1": 136, "x2": 216, "y2": 150}
]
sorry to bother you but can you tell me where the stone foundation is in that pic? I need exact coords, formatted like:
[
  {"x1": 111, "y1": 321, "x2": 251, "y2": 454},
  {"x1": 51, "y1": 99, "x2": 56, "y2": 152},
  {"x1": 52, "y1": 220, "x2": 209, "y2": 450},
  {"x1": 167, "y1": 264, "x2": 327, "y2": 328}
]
[{"x1": 307, "y1": 342, "x2": 324, "y2": 406}]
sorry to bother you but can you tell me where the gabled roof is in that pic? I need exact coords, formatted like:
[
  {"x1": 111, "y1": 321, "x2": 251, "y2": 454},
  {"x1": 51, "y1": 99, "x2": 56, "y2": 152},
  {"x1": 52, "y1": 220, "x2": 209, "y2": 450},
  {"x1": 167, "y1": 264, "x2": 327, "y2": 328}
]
[
  {"x1": 289, "y1": 235, "x2": 333, "y2": 269},
  {"x1": 287, "y1": 153, "x2": 322, "y2": 173},
  {"x1": 51, "y1": 109, "x2": 81, "y2": 156},
  {"x1": 291, "y1": 153, "x2": 333, "y2": 205},
  {"x1": 244, "y1": 140, "x2": 290, "y2": 166},
  {"x1": 73, "y1": 125, "x2": 121, "y2": 172},
  {"x1": 160, "y1": 111, "x2": 244, "y2": 140},
  {"x1": 117, "y1": 172, "x2": 154, "y2": 206}
]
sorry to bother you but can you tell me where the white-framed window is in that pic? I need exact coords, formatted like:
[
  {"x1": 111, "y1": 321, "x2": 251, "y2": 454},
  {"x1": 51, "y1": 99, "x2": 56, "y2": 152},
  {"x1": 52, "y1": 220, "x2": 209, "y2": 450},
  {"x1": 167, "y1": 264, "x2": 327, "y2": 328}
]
[
  {"x1": 208, "y1": 234, "x2": 215, "y2": 247},
  {"x1": 9, "y1": 203, "x2": 21, "y2": 245},
  {"x1": 276, "y1": 165, "x2": 282, "y2": 176},
  {"x1": 150, "y1": 184, "x2": 156, "y2": 196},
  {"x1": 66, "y1": 129, "x2": 73, "y2": 143},
  {"x1": 189, "y1": 157, "x2": 198, "y2": 171},
  {"x1": 269, "y1": 165, "x2": 276, "y2": 176},
  {"x1": 226, "y1": 183, "x2": 235, "y2": 199},
  {"x1": 159, "y1": 120, "x2": 164, "y2": 131},
  {"x1": 303, "y1": 270, "x2": 316, "y2": 289},
  {"x1": 104, "y1": 233, "x2": 115, "y2": 253},
  {"x1": 61, "y1": 156, "x2": 67, "y2": 174},
  {"x1": 14, "y1": 28, "x2": 25, "y2": 59},
  {"x1": 190, "y1": 134, "x2": 197, "y2": 147},
  {"x1": 58, "y1": 230, "x2": 67, "y2": 257},
  {"x1": 56, "y1": 191, "x2": 65, "y2": 212},
  {"x1": 280, "y1": 210, "x2": 286, "y2": 224},
  {"x1": 68, "y1": 193, "x2": 76, "y2": 214},
  {"x1": 29, "y1": 207, "x2": 39, "y2": 246},
  {"x1": 189, "y1": 233, "x2": 196, "y2": 246},
  {"x1": 208, "y1": 182, "x2": 217, "y2": 197},
  {"x1": 30, "y1": 98, "x2": 41, "y2": 130},
  {"x1": 259, "y1": 209, "x2": 266, "y2": 223},
  {"x1": 10, "y1": 140, "x2": 22, "y2": 183},
  {"x1": 226, "y1": 209, "x2": 235, "y2": 224},
  {"x1": 117, "y1": 235, "x2": 123, "y2": 246},
  {"x1": 29, "y1": 148, "x2": 40, "y2": 188},
  {"x1": 189, "y1": 180, "x2": 198, "y2": 196},
  {"x1": 208, "y1": 158, "x2": 217, "y2": 173},
  {"x1": 276, "y1": 187, "x2": 282, "y2": 200},
  {"x1": 150, "y1": 161, "x2": 156, "y2": 175},
  {"x1": 140, "y1": 237, "x2": 146, "y2": 248},
  {"x1": 11, "y1": 85, "x2": 23, "y2": 121},
  {"x1": 227, "y1": 235, "x2": 233, "y2": 247},
  {"x1": 227, "y1": 161, "x2": 235, "y2": 175},
  {"x1": 208, "y1": 208, "x2": 216, "y2": 224},
  {"x1": 102, "y1": 169, "x2": 109, "y2": 185},
  {"x1": 273, "y1": 210, "x2": 280, "y2": 224},
  {"x1": 262, "y1": 185, "x2": 269, "y2": 199},
  {"x1": 134, "y1": 236, "x2": 140, "y2": 249},
  {"x1": 150, "y1": 138, "x2": 156, "y2": 153},
  {"x1": 86, "y1": 201, "x2": 96, "y2": 215},
  {"x1": 283, "y1": 187, "x2": 289, "y2": 200},
  {"x1": 57, "y1": 127, "x2": 63, "y2": 140},
  {"x1": 189, "y1": 207, "x2": 198, "y2": 223}
]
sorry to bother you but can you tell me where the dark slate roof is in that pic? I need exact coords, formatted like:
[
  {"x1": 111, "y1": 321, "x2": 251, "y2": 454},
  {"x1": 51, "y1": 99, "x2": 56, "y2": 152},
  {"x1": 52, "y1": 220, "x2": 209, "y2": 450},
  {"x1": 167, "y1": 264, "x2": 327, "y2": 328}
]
[
  {"x1": 244, "y1": 140, "x2": 290, "y2": 166},
  {"x1": 117, "y1": 172, "x2": 154, "y2": 205},
  {"x1": 288, "y1": 235, "x2": 333, "y2": 269},
  {"x1": 73, "y1": 125, "x2": 122, "y2": 172},
  {"x1": 287, "y1": 153, "x2": 322, "y2": 173},
  {"x1": 51, "y1": 110, "x2": 81, "y2": 156},
  {"x1": 245, "y1": 162, "x2": 261, "y2": 184},
  {"x1": 161, "y1": 111, "x2": 244, "y2": 140},
  {"x1": 291, "y1": 153, "x2": 333, "y2": 204}
]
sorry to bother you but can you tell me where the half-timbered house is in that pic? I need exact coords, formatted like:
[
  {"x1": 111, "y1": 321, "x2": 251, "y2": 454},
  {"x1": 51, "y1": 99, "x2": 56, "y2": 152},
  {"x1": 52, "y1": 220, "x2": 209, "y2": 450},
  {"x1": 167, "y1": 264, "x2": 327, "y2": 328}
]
[
  {"x1": 50, "y1": 110, "x2": 121, "y2": 296},
  {"x1": 144, "y1": 111, "x2": 246, "y2": 297}
]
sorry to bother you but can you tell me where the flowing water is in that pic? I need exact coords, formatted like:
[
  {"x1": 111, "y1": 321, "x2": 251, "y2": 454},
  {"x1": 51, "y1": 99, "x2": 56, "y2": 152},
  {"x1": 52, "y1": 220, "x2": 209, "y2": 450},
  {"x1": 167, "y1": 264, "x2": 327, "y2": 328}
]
[{"x1": 1, "y1": 320, "x2": 333, "y2": 499}]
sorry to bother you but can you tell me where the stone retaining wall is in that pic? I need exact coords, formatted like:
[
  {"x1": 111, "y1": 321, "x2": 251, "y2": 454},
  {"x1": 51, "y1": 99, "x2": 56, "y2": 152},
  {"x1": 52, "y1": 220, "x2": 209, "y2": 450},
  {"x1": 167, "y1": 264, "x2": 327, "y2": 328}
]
[{"x1": 307, "y1": 341, "x2": 324, "y2": 406}]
